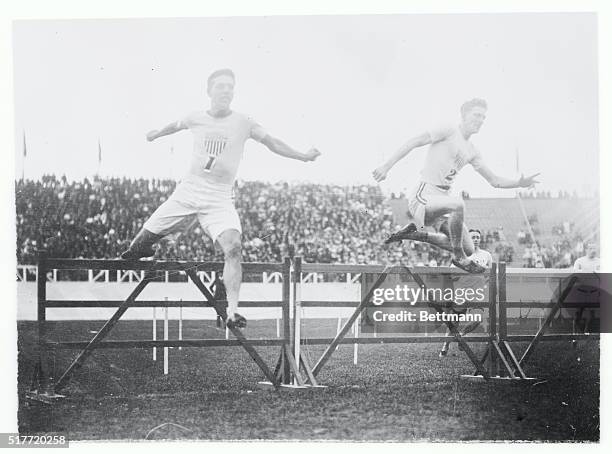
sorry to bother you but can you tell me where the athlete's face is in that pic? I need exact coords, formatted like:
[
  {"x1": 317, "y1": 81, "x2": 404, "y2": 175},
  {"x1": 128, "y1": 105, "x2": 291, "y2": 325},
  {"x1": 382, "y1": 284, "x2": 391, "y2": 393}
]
[
  {"x1": 587, "y1": 243, "x2": 597, "y2": 258},
  {"x1": 470, "y1": 232, "x2": 481, "y2": 248},
  {"x1": 208, "y1": 75, "x2": 235, "y2": 110},
  {"x1": 463, "y1": 106, "x2": 487, "y2": 134}
]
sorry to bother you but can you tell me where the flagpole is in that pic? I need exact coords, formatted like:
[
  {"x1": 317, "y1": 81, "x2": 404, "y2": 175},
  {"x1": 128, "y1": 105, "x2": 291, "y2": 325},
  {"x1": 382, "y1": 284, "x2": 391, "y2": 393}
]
[
  {"x1": 22, "y1": 130, "x2": 26, "y2": 181},
  {"x1": 97, "y1": 138, "x2": 102, "y2": 177},
  {"x1": 170, "y1": 145, "x2": 175, "y2": 181},
  {"x1": 515, "y1": 147, "x2": 537, "y2": 245}
]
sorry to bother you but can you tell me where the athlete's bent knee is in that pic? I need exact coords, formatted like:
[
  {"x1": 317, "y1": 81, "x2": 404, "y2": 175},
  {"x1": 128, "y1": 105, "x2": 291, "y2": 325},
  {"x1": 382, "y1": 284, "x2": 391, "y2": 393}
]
[
  {"x1": 448, "y1": 198, "x2": 465, "y2": 213},
  {"x1": 223, "y1": 241, "x2": 242, "y2": 260}
]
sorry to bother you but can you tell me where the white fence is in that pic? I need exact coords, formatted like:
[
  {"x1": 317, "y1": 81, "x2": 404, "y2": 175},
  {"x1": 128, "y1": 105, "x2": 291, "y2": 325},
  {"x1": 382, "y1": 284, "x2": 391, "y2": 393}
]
[{"x1": 17, "y1": 264, "x2": 284, "y2": 285}]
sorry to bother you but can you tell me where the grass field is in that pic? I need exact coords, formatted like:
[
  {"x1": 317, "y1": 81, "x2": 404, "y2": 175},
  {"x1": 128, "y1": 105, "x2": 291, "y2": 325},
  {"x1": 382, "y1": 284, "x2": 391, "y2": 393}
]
[{"x1": 17, "y1": 319, "x2": 599, "y2": 441}]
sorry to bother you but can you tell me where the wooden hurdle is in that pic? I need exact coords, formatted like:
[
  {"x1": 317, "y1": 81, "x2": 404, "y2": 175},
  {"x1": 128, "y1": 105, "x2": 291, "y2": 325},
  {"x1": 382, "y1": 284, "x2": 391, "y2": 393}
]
[
  {"x1": 496, "y1": 264, "x2": 600, "y2": 376},
  {"x1": 298, "y1": 262, "x2": 496, "y2": 381},
  {"x1": 27, "y1": 251, "x2": 302, "y2": 403}
]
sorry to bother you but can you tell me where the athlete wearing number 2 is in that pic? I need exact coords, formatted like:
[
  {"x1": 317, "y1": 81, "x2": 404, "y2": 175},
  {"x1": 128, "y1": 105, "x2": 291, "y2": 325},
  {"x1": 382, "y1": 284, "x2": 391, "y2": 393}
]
[
  {"x1": 121, "y1": 69, "x2": 321, "y2": 328},
  {"x1": 373, "y1": 99, "x2": 539, "y2": 273}
]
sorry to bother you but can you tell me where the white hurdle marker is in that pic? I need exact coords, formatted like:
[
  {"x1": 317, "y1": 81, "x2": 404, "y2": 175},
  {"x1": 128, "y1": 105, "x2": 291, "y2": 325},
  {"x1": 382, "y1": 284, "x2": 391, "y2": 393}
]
[
  {"x1": 164, "y1": 305, "x2": 169, "y2": 375},
  {"x1": 353, "y1": 314, "x2": 360, "y2": 365},
  {"x1": 178, "y1": 304, "x2": 183, "y2": 350},
  {"x1": 152, "y1": 307, "x2": 157, "y2": 361},
  {"x1": 293, "y1": 275, "x2": 302, "y2": 386},
  {"x1": 335, "y1": 317, "x2": 342, "y2": 351}
]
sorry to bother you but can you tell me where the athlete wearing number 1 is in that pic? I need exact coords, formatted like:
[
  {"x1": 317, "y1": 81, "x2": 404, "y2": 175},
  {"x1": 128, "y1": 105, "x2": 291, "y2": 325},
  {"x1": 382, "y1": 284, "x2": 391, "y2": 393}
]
[
  {"x1": 121, "y1": 69, "x2": 321, "y2": 328},
  {"x1": 373, "y1": 99, "x2": 539, "y2": 273}
]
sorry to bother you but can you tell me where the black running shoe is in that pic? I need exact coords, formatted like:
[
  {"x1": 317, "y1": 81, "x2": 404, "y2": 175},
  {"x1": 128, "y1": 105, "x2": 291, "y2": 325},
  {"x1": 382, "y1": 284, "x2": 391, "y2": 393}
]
[
  {"x1": 120, "y1": 246, "x2": 156, "y2": 260},
  {"x1": 384, "y1": 223, "x2": 418, "y2": 244},
  {"x1": 226, "y1": 313, "x2": 247, "y2": 329}
]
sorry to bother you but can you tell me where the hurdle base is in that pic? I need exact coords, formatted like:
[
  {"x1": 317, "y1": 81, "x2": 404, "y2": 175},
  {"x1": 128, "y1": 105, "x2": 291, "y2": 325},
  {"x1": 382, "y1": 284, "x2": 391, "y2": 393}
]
[
  {"x1": 257, "y1": 381, "x2": 328, "y2": 391},
  {"x1": 25, "y1": 390, "x2": 66, "y2": 404},
  {"x1": 459, "y1": 374, "x2": 538, "y2": 383}
]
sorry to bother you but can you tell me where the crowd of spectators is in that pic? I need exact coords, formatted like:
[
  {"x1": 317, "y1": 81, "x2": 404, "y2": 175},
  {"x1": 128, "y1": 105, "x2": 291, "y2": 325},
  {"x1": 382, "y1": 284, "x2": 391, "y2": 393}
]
[
  {"x1": 16, "y1": 176, "x2": 454, "y2": 267},
  {"x1": 16, "y1": 176, "x2": 591, "y2": 269},
  {"x1": 521, "y1": 219, "x2": 588, "y2": 268}
]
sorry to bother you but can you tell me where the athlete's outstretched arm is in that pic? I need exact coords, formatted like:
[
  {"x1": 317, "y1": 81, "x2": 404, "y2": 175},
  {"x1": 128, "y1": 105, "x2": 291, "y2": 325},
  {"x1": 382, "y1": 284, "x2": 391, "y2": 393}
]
[
  {"x1": 146, "y1": 121, "x2": 187, "y2": 142},
  {"x1": 372, "y1": 132, "x2": 431, "y2": 182},
  {"x1": 260, "y1": 135, "x2": 320, "y2": 162},
  {"x1": 476, "y1": 164, "x2": 540, "y2": 189}
]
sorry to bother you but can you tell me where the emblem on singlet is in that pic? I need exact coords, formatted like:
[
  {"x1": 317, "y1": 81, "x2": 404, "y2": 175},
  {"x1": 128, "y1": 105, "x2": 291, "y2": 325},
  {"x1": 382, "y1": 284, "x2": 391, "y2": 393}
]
[
  {"x1": 202, "y1": 133, "x2": 229, "y2": 172},
  {"x1": 444, "y1": 153, "x2": 468, "y2": 183}
]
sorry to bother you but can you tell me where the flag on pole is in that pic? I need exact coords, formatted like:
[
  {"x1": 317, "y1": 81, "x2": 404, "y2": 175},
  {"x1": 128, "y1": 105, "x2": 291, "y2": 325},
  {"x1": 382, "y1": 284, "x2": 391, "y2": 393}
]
[
  {"x1": 98, "y1": 138, "x2": 102, "y2": 164},
  {"x1": 515, "y1": 148, "x2": 520, "y2": 173},
  {"x1": 22, "y1": 130, "x2": 27, "y2": 157}
]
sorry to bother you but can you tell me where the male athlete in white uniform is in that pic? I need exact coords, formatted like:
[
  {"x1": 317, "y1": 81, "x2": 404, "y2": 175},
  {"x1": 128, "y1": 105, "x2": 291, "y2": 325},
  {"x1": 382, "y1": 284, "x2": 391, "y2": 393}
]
[
  {"x1": 439, "y1": 228, "x2": 491, "y2": 357},
  {"x1": 373, "y1": 98, "x2": 539, "y2": 273},
  {"x1": 121, "y1": 69, "x2": 321, "y2": 328},
  {"x1": 466, "y1": 229, "x2": 492, "y2": 269},
  {"x1": 569, "y1": 241, "x2": 600, "y2": 335},
  {"x1": 573, "y1": 241, "x2": 600, "y2": 272}
]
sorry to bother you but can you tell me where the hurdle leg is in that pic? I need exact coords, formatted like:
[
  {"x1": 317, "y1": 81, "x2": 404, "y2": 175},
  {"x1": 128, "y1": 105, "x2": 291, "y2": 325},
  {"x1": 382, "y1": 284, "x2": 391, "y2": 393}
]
[
  {"x1": 353, "y1": 314, "x2": 360, "y2": 366},
  {"x1": 439, "y1": 314, "x2": 490, "y2": 379},
  {"x1": 491, "y1": 341, "x2": 515, "y2": 379},
  {"x1": 284, "y1": 344, "x2": 305, "y2": 386},
  {"x1": 500, "y1": 341, "x2": 529, "y2": 379},
  {"x1": 519, "y1": 276, "x2": 578, "y2": 367},
  {"x1": 273, "y1": 348, "x2": 285, "y2": 381},
  {"x1": 186, "y1": 269, "x2": 280, "y2": 388},
  {"x1": 408, "y1": 267, "x2": 491, "y2": 380},
  {"x1": 55, "y1": 276, "x2": 151, "y2": 392},
  {"x1": 299, "y1": 352, "x2": 319, "y2": 387},
  {"x1": 152, "y1": 307, "x2": 157, "y2": 361},
  {"x1": 26, "y1": 251, "x2": 65, "y2": 403},
  {"x1": 472, "y1": 345, "x2": 490, "y2": 376},
  {"x1": 313, "y1": 268, "x2": 392, "y2": 377}
]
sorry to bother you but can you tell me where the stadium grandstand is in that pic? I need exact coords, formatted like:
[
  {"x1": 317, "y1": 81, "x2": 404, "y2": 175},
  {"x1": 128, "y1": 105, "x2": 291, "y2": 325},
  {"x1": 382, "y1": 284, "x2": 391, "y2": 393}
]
[{"x1": 16, "y1": 175, "x2": 598, "y2": 270}]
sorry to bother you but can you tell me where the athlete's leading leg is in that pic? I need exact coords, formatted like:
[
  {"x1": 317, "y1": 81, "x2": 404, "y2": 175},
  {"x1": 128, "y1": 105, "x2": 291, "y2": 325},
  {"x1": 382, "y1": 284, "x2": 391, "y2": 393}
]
[
  {"x1": 121, "y1": 196, "x2": 196, "y2": 260},
  {"x1": 438, "y1": 221, "x2": 475, "y2": 256},
  {"x1": 121, "y1": 228, "x2": 164, "y2": 259},
  {"x1": 426, "y1": 200, "x2": 482, "y2": 272},
  {"x1": 216, "y1": 229, "x2": 246, "y2": 328},
  {"x1": 388, "y1": 221, "x2": 475, "y2": 256},
  {"x1": 386, "y1": 196, "x2": 473, "y2": 252},
  {"x1": 385, "y1": 195, "x2": 482, "y2": 272},
  {"x1": 445, "y1": 202, "x2": 467, "y2": 260}
]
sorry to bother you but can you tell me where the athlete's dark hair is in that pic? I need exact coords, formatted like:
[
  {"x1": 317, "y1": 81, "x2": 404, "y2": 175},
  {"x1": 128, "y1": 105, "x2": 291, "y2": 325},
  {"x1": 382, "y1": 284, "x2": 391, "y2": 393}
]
[
  {"x1": 461, "y1": 98, "x2": 487, "y2": 116},
  {"x1": 207, "y1": 68, "x2": 235, "y2": 93},
  {"x1": 469, "y1": 229, "x2": 482, "y2": 236}
]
